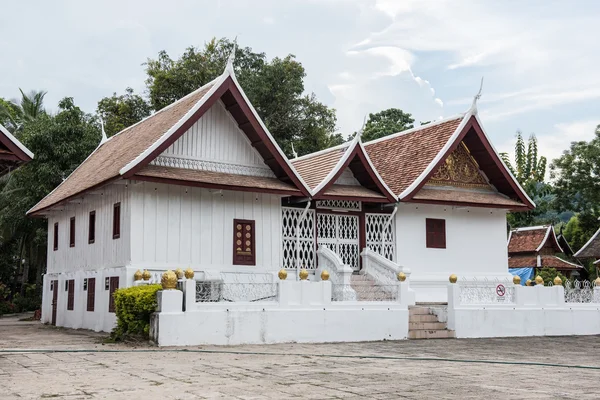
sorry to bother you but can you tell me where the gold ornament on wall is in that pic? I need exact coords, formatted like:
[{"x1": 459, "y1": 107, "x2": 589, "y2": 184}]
[
  {"x1": 525, "y1": 279, "x2": 532, "y2": 286},
  {"x1": 535, "y1": 275, "x2": 544, "y2": 285},
  {"x1": 449, "y1": 274, "x2": 458, "y2": 284},
  {"x1": 133, "y1": 269, "x2": 143, "y2": 281},
  {"x1": 184, "y1": 268, "x2": 194, "y2": 279},
  {"x1": 320, "y1": 270, "x2": 330, "y2": 281},
  {"x1": 513, "y1": 275, "x2": 521, "y2": 285},
  {"x1": 299, "y1": 269, "x2": 309, "y2": 280},
  {"x1": 142, "y1": 270, "x2": 151, "y2": 281},
  {"x1": 397, "y1": 272, "x2": 406, "y2": 282},
  {"x1": 429, "y1": 142, "x2": 491, "y2": 189},
  {"x1": 553, "y1": 276, "x2": 562, "y2": 286},
  {"x1": 161, "y1": 270, "x2": 178, "y2": 290},
  {"x1": 174, "y1": 268, "x2": 184, "y2": 279},
  {"x1": 278, "y1": 269, "x2": 288, "y2": 280}
]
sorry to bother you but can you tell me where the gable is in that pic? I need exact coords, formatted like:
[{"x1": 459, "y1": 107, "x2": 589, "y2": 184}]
[
  {"x1": 427, "y1": 142, "x2": 491, "y2": 190},
  {"x1": 334, "y1": 166, "x2": 360, "y2": 186},
  {"x1": 151, "y1": 100, "x2": 275, "y2": 178}
]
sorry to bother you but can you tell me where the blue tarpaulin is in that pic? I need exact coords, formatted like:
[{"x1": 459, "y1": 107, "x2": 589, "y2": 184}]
[{"x1": 509, "y1": 267, "x2": 534, "y2": 285}]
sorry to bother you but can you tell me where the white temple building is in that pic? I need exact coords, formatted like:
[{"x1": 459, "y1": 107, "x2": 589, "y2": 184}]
[{"x1": 30, "y1": 55, "x2": 534, "y2": 335}]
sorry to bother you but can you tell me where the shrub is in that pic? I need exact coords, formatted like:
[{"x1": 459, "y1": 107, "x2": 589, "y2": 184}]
[
  {"x1": 535, "y1": 267, "x2": 567, "y2": 286},
  {"x1": 111, "y1": 284, "x2": 162, "y2": 341}
]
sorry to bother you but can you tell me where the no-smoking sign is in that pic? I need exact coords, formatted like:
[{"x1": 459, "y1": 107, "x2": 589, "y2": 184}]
[{"x1": 496, "y1": 284, "x2": 506, "y2": 297}]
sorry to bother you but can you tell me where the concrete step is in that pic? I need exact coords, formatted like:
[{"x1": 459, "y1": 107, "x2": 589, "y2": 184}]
[
  {"x1": 408, "y1": 329, "x2": 456, "y2": 339},
  {"x1": 409, "y1": 314, "x2": 439, "y2": 323},
  {"x1": 408, "y1": 307, "x2": 432, "y2": 316},
  {"x1": 409, "y1": 322, "x2": 447, "y2": 330}
]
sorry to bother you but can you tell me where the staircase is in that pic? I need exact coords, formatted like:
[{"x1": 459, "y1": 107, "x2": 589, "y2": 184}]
[
  {"x1": 350, "y1": 274, "x2": 395, "y2": 301},
  {"x1": 408, "y1": 305, "x2": 455, "y2": 339}
]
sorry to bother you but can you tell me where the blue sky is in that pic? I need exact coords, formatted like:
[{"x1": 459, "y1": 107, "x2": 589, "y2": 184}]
[{"x1": 1, "y1": 0, "x2": 599, "y2": 164}]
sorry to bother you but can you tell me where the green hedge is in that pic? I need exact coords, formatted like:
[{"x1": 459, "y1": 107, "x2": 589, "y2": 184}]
[{"x1": 111, "y1": 284, "x2": 162, "y2": 341}]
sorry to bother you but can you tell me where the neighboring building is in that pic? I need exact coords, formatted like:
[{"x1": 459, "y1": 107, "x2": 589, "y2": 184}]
[
  {"x1": 574, "y1": 227, "x2": 600, "y2": 274},
  {"x1": 30, "y1": 56, "x2": 533, "y2": 332},
  {"x1": 0, "y1": 122, "x2": 33, "y2": 175},
  {"x1": 508, "y1": 225, "x2": 583, "y2": 282}
]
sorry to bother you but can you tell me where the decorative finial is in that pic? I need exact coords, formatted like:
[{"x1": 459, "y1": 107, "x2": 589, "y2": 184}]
[
  {"x1": 226, "y1": 36, "x2": 237, "y2": 73},
  {"x1": 470, "y1": 76, "x2": 484, "y2": 114},
  {"x1": 291, "y1": 143, "x2": 298, "y2": 159},
  {"x1": 355, "y1": 114, "x2": 368, "y2": 141},
  {"x1": 99, "y1": 116, "x2": 108, "y2": 145}
]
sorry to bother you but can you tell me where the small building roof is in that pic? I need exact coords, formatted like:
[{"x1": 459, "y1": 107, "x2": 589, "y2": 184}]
[
  {"x1": 0, "y1": 123, "x2": 34, "y2": 175},
  {"x1": 508, "y1": 255, "x2": 582, "y2": 271},
  {"x1": 574, "y1": 226, "x2": 600, "y2": 259},
  {"x1": 508, "y1": 225, "x2": 563, "y2": 254}
]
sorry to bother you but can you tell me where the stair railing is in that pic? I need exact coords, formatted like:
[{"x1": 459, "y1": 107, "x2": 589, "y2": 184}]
[
  {"x1": 360, "y1": 248, "x2": 411, "y2": 286},
  {"x1": 316, "y1": 245, "x2": 356, "y2": 301}
]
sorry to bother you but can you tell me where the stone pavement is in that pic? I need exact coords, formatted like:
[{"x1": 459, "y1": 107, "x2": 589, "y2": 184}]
[{"x1": 1, "y1": 314, "x2": 600, "y2": 399}]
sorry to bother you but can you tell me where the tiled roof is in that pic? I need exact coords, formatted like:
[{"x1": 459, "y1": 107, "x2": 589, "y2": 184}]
[
  {"x1": 135, "y1": 165, "x2": 301, "y2": 194},
  {"x1": 364, "y1": 117, "x2": 463, "y2": 196},
  {"x1": 541, "y1": 256, "x2": 582, "y2": 270},
  {"x1": 28, "y1": 85, "x2": 214, "y2": 215},
  {"x1": 574, "y1": 227, "x2": 600, "y2": 258},
  {"x1": 291, "y1": 147, "x2": 347, "y2": 190},
  {"x1": 508, "y1": 256, "x2": 537, "y2": 269},
  {"x1": 508, "y1": 227, "x2": 549, "y2": 254},
  {"x1": 412, "y1": 188, "x2": 526, "y2": 208}
]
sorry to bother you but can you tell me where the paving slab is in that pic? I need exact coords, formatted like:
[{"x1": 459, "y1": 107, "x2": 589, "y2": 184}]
[{"x1": 1, "y1": 314, "x2": 600, "y2": 399}]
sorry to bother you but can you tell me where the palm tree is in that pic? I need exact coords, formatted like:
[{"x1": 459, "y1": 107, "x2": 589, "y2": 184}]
[{"x1": 0, "y1": 89, "x2": 47, "y2": 132}]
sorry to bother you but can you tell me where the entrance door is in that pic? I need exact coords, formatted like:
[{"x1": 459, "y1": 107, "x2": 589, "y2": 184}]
[
  {"x1": 317, "y1": 213, "x2": 360, "y2": 270},
  {"x1": 51, "y1": 280, "x2": 58, "y2": 325}
]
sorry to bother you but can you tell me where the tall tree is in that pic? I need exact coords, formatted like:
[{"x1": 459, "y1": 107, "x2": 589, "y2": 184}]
[
  {"x1": 0, "y1": 89, "x2": 47, "y2": 132},
  {"x1": 500, "y1": 131, "x2": 552, "y2": 228},
  {"x1": 551, "y1": 124, "x2": 600, "y2": 240},
  {"x1": 97, "y1": 88, "x2": 151, "y2": 137},
  {"x1": 143, "y1": 38, "x2": 338, "y2": 156},
  {"x1": 361, "y1": 108, "x2": 414, "y2": 142},
  {"x1": 0, "y1": 97, "x2": 100, "y2": 290}
]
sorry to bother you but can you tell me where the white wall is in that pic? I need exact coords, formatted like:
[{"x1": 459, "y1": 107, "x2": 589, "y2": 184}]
[
  {"x1": 152, "y1": 100, "x2": 274, "y2": 177},
  {"x1": 41, "y1": 267, "x2": 127, "y2": 332},
  {"x1": 130, "y1": 182, "x2": 283, "y2": 273},
  {"x1": 46, "y1": 183, "x2": 131, "y2": 274},
  {"x1": 395, "y1": 203, "x2": 510, "y2": 302}
]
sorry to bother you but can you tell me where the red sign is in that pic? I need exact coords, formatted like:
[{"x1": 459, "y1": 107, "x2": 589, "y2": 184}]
[{"x1": 496, "y1": 284, "x2": 506, "y2": 297}]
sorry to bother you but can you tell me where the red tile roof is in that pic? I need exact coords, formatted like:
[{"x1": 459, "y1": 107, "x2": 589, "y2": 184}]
[
  {"x1": 291, "y1": 147, "x2": 347, "y2": 190},
  {"x1": 508, "y1": 227, "x2": 549, "y2": 254},
  {"x1": 412, "y1": 188, "x2": 526, "y2": 208}
]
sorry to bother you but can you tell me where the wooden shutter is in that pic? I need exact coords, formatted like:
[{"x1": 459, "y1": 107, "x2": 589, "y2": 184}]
[
  {"x1": 67, "y1": 280, "x2": 75, "y2": 310},
  {"x1": 53, "y1": 222, "x2": 59, "y2": 251},
  {"x1": 87, "y1": 278, "x2": 96, "y2": 312},
  {"x1": 69, "y1": 217, "x2": 76, "y2": 247},
  {"x1": 426, "y1": 218, "x2": 446, "y2": 249},
  {"x1": 108, "y1": 276, "x2": 119, "y2": 313},
  {"x1": 113, "y1": 203, "x2": 121, "y2": 239},
  {"x1": 233, "y1": 219, "x2": 256, "y2": 265},
  {"x1": 89, "y1": 211, "x2": 96, "y2": 244}
]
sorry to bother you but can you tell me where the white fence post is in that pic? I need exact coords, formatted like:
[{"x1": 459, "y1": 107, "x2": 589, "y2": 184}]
[
  {"x1": 157, "y1": 289, "x2": 183, "y2": 313},
  {"x1": 447, "y1": 283, "x2": 460, "y2": 331}
]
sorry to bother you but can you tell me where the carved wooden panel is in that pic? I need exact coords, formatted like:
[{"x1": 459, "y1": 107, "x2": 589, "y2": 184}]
[{"x1": 429, "y1": 142, "x2": 490, "y2": 189}]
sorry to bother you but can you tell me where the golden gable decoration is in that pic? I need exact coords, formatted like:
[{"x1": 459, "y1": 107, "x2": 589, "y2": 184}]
[{"x1": 428, "y1": 142, "x2": 491, "y2": 189}]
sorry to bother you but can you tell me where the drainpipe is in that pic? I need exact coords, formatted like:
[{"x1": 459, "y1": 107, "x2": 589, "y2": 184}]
[
  {"x1": 381, "y1": 203, "x2": 399, "y2": 257},
  {"x1": 296, "y1": 200, "x2": 312, "y2": 279}
]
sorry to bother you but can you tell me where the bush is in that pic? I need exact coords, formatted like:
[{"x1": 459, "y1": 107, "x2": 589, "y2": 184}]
[
  {"x1": 111, "y1": 284, "x2": 162, "y2": 341},
  {"x1": 535, "y1": 267, "x2": 567, "y2": 286}
]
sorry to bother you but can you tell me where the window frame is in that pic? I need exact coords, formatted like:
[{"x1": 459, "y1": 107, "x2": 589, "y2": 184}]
[
  {"x1": 88, "y1": 210, "x2": 96, "y2": 244},
  {"x1": 112, "y1": 203, "x2": 121, "y2": 239},
  {"x1": 66, "y1": 279, "x2": 75, "y2": 311},
  {"x1": 53, "y1": 222, "x2": 59, "y2": 251},
  {"x1": 233, "y1": 219, "x2": 256, "y2": 266},
  {"x1": 69, "y1": 217, "x2": 76, "y2": 248},
  {"x1": 426, "y1": 218, "x2": 446, "y2": 249},
  {"x1": 87, "y1": 277, "x2": 96, "y2": 312},
  {"x1": 108, "y1": 276, "x2": 119, "y2": 313}
]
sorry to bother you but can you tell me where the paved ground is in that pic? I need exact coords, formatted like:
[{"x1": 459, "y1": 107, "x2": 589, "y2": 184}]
[{"x1": 1, "y1": 314, "x2": 600, "y2": 399}]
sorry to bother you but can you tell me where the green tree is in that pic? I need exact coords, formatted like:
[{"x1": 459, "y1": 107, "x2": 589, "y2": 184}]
[
  {"x1": 0, "y1": 89, "x2": 47, "y2": 132},
  {"x1": 361, "y1": 108, "x2": 414, "y2": 142},
  {"x1": 97, "y1": 88, "x2": 151, "y2": 137},
  {"x1": 499, "y1": 132, "x2": 553, "y2": 228},
  {"x1": 534, "y1": 267, "x2": 566, "y2": 286},
  {"x1": 144, "y1": 38, "x2": 338, "y2": 156},
  {"x1": 0, "y1": 97, "x2": 100, "y2": 291}
]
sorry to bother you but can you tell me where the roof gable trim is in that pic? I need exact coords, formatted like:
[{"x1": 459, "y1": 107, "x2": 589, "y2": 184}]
[{"x1": 0, "y1": 123, "x2": 34, "y2": 161}]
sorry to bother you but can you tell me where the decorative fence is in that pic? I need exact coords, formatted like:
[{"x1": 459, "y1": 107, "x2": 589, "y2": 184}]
[
  {"x1": 365, "y1": 214, "x2": 396, "y2": 261},
  {"x1": 281, "y1": 207, "x2": 315, "y2": 270},
  {"x1": 458, "y1": 277, "x2": 515, "y2": 305},
  {"x1": 563, "y1": 280, "x2": 600, "y2": 303},
  {"x1": 194, "y1": 273, "x2": 277, "y2": 303}
]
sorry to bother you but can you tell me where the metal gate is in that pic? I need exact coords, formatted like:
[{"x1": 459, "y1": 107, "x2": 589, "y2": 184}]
[{"x1": 317, "y1": 213, "x2": 360, "y2": 271}]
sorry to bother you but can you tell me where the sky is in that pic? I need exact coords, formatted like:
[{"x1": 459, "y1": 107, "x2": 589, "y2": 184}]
[{"x1": 1, "y1": 0, "x2": 599, "y2": 165}]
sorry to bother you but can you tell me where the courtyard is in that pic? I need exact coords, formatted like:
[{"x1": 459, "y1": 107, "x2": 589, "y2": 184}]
[{"x1": 0, "y1": 314, "x2": 599, "y2": 399}]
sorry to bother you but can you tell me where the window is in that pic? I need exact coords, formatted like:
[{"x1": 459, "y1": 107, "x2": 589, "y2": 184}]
[
  {"x1": 67, "y1": 280, "x2": 75, "y2": 311},
  {"x1": 88, "y1": 211, "x2": 96, "y2": 244},
  {"x1": 87, "y1": 278, "x2": 96, "y2": 312},
  {"x1": 426, "y1": 218, "x2": 446, "y2": 249},
  {"x1": 69, "y1": 217, "x2": 76, "y2": 247},
  {"x1": 108, "y1": 277, "x2": 119, "y2": 313},
  {"x1": 113, "y1": 203, "x2": 121, "y2": 239},
  {"x1": 233, "y1": 219, "x2": 256, "y2": 265},
  {"x1": 83, "y1": 278, "x2": 88, "y2": 291},
  {"x1": 53, "y1": 223, "x2": 59, "y2": 251}
]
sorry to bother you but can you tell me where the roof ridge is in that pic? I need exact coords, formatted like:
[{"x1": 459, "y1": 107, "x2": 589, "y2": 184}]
[{"x1": 291, "y1": 142, "x2": 350, "y2": 163}]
